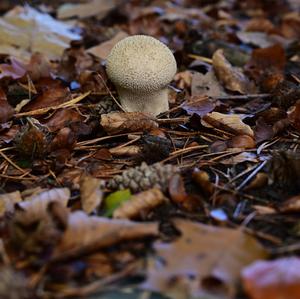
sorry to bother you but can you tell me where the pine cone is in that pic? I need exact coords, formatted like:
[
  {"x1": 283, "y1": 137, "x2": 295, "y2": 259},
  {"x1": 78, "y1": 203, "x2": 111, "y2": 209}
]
[
  {"x1": 96, "y1": 97, "x2": 119, "y2": 115},
  {"x1": 107, "y1": 162, "x2": 179, "y2": 193}
]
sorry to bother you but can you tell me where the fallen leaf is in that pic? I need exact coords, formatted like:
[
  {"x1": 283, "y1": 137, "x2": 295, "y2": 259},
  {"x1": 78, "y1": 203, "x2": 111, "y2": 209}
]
[
  {"x1": 43, "y1": 109, "x2": 84, "y2": 132},
  {"x1": 226, "y1": 135, "x2": 256, "y2": 149},
  {"x1": 236, "y1": 32, "x2": 277, "y2": 48},
  {"x1": 245, "y1": 44, "x2": 286, "y2": 91},
  {"x1": 0, "y1": 57, "x2": 27, "y2": 79},
  {"x1": 242, "y1": 257, "x2": 300, "y2": 299},
  {"x1": 58, "y1": 0, "x2": 119, "y2": 19},
  {"x1": 192, "y1": 169, "x2": 214, "y2": 196},
  {"x1": 191, "y1": 71, "x2": 225, "y2": 98},
  {"x1": 113, "y1": 188, "x2": 166, "y2": 219},
  {"x1": 142, "y1": 219, "x2": 267, "y2": 298},
  {"x1": 212, "y1": 49, "x2": 255, "y2": 94},
  {"x1": 279, "y1": 194, "x2": 300, "y2": 213},
  {"x1": 104, "y1": 189, "x2": 132, "y2": 217},
  {"x1": 101, "y1": 112, "x2": 158, "y2": 135},
  {"x1": 220, "y1": 152, "x2": 259, "y2": 165},
  {"x1": 202, "y1": 112, "x2": 254, "y2": 137},
  {"x1": 0, "y1": 89, "x2": 14, "y2": 123},
  {"x1": 21, "y1": 79, "x2": 71, "y2": 112},
  {"x1": 18, "y1": 188, "x2": 70, "y2": 215},
  {"x1": 0, "y1": 6, "x2": 81, "y2": 59},
  {"x1": 80, "y1": 175, "x2": 104, "y2": 214},
  {"x1": 181, "y1": 96, "x2": 216, "y2": 117},
  {"x1": 0, "y1": 191, "x2": 22, "y2": 217},
  {"x1": 54, "y1": 212, "x2": 159, "y2": 259},
  {"x1": 88, "y1": 31, "x2": 129, "y2": 60}
]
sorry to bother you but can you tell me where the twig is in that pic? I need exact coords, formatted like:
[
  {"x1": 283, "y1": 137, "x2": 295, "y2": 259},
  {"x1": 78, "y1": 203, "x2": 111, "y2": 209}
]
[
  {"x1": 236, "y1": 161, "x2": 268, "y2": 191},
  {"x1": 96, "y1": 73, "x2": 125, "y2": 112}
]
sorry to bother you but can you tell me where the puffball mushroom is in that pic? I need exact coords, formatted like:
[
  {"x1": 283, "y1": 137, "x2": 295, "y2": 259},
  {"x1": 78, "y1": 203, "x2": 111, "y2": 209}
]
[{"x1": 106, "y1": 35, "x2": 177, "y2": 116}]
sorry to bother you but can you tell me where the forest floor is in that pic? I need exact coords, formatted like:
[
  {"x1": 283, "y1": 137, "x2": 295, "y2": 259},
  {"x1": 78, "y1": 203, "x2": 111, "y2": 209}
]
[{"x1": 0, "y1": 0, "x2": 300, "y2": 299}]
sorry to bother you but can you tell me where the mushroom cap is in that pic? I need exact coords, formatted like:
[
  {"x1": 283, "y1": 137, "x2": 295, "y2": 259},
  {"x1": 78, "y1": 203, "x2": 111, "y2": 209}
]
[{"x1": 106, "y1": 35, "x2": 177, "y2": 92}]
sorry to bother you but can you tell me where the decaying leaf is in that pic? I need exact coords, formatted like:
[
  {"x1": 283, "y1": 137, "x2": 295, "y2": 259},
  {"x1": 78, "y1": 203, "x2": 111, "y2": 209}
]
[
  {"x1": 0, "y1": 191, "x2": 22, "y2": 217},
  {"x1": 279, "y1": 194, "x2": 300, "y2": 213},
  {"x1": 18, "y1": 187, "x2": 70, "y2": 215},
  {"x1": 0, "y1": 90, "x2": 14, "y2": 123},
  {"x1": 181, "y1": 96, "x2": 216, "y2": 117},
  {"x1": 101, "y1": 112, "x2": 158, "y2": 135},
  {"x1": 88, "y1": 31, "x2": 129, "y2": 60},
  {"x1": 202, "y1": 112, "x2": 254, "y2": 137},
  {"x1": 80, "y1": 175, "x2": 104, "y2": 214},
  {"x1": 54, "y1": 212, "x2": 159, "y2": 259},
  {"x1": 113, "y1": 188, "x2": 166, "y2": 219},
  {"x1": 58, "y1": 0, "x2": 119, "y2": 19},
  {"x1": 192, "y1": 169, "x2": 214, "y2": 196},
  {"x1": 212, "y1": 49, "x2": 255, "y2": 94},
  {"x1": 142, "y1": 219, "x2": 267, "y2": 299},
  {"x1": 191, "y1": 70, "x2": 225, "y2": 98},
  {"x1": 0, "y1": 6, "x2": 81, "y2": 59},
  {"x1": 242, "y1": 257, "x2": 300, "y2": 299}
]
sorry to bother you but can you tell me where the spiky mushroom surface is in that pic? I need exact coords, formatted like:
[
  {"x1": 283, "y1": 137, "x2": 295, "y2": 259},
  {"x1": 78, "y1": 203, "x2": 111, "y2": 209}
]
[{"x1": 106, "y1": 35, "x2": 177, "y2": 116}]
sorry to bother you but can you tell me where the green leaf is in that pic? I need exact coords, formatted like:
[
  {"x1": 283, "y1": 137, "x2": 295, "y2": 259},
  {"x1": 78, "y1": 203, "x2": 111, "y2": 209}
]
[{"x1": 104, "y1": 189, "x2": 131, "y2": 217}]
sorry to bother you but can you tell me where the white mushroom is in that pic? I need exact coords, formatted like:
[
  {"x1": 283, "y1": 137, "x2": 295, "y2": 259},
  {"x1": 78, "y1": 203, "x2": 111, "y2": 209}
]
[{"x1": 106, "y1": 35, "x2": 177, "y2": 116}]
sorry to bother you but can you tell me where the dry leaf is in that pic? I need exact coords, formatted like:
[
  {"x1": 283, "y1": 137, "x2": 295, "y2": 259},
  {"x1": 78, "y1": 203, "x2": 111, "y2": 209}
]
[
  {"x1": 0, "y1": 90, "x2": 14, "y2": 123},
  {"x1": 142, "y1": 219, "x2": 267, "y2": 298},
  {"x1": 220, "y1": 152, "x2": 259, "y2": 165},
  {"x1": 88, "y1": 31, "x2": 129, "y2": 60},
  {"x1": 212, "y1": 49, "x2": 255, "y2": 94},
  {"x1": 202, "y1": 112, "x2": 254, "y2": 137},
  {"x1": 0, "y1": 191, "x2": 22, "y2": 217},
  {"x1": 20, "y1": 188, "x2": 70, "y2": 210},
  {"x1": 101, "y1": 112, "x2": 158, "y2": 135},
  {"x1": 58, "y1": 0, "x2": 119, "y2": 19},
  {"x1": 54, "y1": 212, "x2": 159, "y2": 258},
  {"x1": 192, "y1": 169, "x2": 214, "y2": 196},
  {"x1": 242, "y1": 257, "x2": 300, "y2": 299},
  {"x1": 109, "y1": 145, "x2": 141, "y2": 157},
  {"x1": 113, "y1": 188, "x2": 166, "y2": 219},
  {"x1": 181, "y1": 96, "x2": 216, "y2": 117},
  {"x1": 191, "y1": 70, "x2": 225, "y2": 97},
  {"x1": 279, "y1": 194, "x2": 300, "y2": 213},
  {"x1": 0, "y1": 6, "x2": 81, "y2": 59},
  {"x1": 227, "y1": 135, "x2": 256, "y2": 149},
  {"x1": 80, "y1": 175, "x2": 104, "y2": 214}
]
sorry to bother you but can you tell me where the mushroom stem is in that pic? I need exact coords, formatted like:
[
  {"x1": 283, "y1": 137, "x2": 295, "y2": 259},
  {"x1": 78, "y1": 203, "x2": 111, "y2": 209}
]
[{"x1": 117, "y1": 87, "x2": 169, "y2": 116}]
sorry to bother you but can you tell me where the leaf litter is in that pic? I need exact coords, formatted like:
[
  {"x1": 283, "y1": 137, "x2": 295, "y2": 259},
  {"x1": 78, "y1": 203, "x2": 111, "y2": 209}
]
[{"x1": 0, "y1": 1, "x2": 300, "y2": 299}]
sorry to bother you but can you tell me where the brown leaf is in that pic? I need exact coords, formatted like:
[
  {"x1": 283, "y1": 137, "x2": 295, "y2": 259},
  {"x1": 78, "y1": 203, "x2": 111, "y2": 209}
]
[
  {"x1": 113, "y1": 188, "x2": 166, "y2": 220},
  {"x1": 202, "y1": 112, "x2": 254, "y2": 137},
  {"x1": 43, "y1": 108, "x2": 84, "y2": 132},
  {"x1": 168, "y1": 174, "x2": 188, "y2": 204},
  {"x1": 101, "y1": 112, "x2": 158, "y2": 135},
  {"x1": 80, "y1": 175, "x2": 104, "y2": 214},
  {"x1": 22, "y1": 79, "x2": 72, "y2": 112},
  {"x1": 227, "y1": 135, "x2": 256, "y2": 149},
  {"x1": 192, "y1": 169, "x2": 214, "y2": 196},
  {"x1": 245, "y1": 44, "x2": 285, "y2": 91},
  {"x1": 0, "y1": 89, "x2": 14, "y2": 123},
  {"x1": 212, "y1": 49, "x2": 255, "y2": 94},
  {"x1": 142, "y1": 219, "x2": 268, "y2": 298},
  {"x1": 279, "y1": 194, "x2": 300, "y2": 213},
  {"x1": 88, "y1": 31, "x2": 129, "y2": 60},
  {"x1": 54, "y1": 212, "x2": 159, "y2": 259},
  {"x1": 0, "y1": 57, "x2": 26, "y2": 79},
  {"x1": 0, "y1": 191, "x2": 22, "y2": 217},
  {"x1": 181, "y1": 96, "x2": 216, "y2": 117},
  {"x1": 245, "y1": 18, "x2": 275, "y2": 33},
  {"x1": 220, "y1": 152, "x2": 259, "y2": 165},
  {"x1": 57, "y1": 0, "x2": 119, "y2": 19},
  {"x1": 242, "y1": 257, "x2": 300, "y2": 299},
  {"x1": 191, "y1": 70, "x2": 225, "y2": 98},
  {"x1": 109, "y1": 145, "x2": 141, "y2": 157}
]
